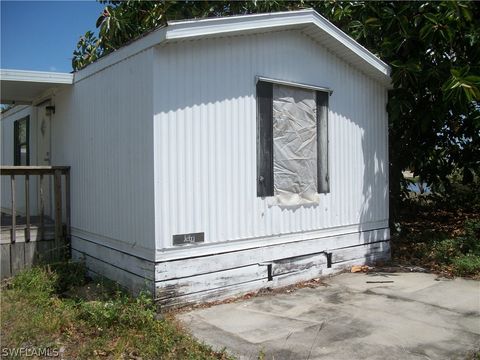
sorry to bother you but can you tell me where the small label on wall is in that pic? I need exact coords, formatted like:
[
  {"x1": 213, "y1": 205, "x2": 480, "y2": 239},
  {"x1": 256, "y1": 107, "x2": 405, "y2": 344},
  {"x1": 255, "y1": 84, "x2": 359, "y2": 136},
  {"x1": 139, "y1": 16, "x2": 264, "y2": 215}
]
[{"x1": 173, "y1": 232, "x2": 205, "y2": 246}]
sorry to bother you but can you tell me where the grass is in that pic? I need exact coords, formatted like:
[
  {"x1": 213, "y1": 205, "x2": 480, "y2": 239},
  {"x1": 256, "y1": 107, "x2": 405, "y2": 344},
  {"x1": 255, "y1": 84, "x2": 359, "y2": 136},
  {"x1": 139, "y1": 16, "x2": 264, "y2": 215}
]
[
  {"x1": 392, "y1": 183, "x2": 480, "y2": 278},
  {"x1": 0, "y1": 263, "x2": 233, "y2": 359}
]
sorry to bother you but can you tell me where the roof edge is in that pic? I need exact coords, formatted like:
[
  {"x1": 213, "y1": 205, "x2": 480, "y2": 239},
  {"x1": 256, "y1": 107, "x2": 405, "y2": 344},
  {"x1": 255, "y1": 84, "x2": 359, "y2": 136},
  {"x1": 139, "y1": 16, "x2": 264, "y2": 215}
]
[
  {"x1": 166, "y1": 9, "x2": 390, "y2": 79},
  {"x1": 75, "y1": 9, "x2": 390, "y2": 84},
  {"x1": 0, "y1": 69, "x2": 73, "y2": 84}
]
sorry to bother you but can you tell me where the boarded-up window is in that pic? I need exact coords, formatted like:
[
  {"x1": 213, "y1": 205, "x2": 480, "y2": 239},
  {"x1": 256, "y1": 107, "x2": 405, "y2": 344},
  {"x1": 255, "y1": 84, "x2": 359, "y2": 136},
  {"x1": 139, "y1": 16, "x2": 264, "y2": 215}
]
[
  {"x1": 257, "y1": 80, "x2": 329, "y2": 204},
  {"x1": 14, "y1": 116, "x2": 30, "y2": 166}
]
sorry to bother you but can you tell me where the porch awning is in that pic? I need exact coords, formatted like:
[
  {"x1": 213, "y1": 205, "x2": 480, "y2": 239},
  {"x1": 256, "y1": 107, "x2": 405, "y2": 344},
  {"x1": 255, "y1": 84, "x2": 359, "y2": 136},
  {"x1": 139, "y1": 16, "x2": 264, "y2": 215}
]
[{"x1": 0, "y1": 69, "x2": 73, "y2": 105}]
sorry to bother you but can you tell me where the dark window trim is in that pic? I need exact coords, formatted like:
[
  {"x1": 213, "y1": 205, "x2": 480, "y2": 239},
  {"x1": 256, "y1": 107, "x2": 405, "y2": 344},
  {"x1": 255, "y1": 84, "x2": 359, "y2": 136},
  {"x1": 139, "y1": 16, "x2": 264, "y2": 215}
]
[
  {"x1": 316, "y1": 91, "x2": 330, "y2": 193},
  {"x1": 14, "y1": 116, "x2": 30, "y2": 166},
  {"x1": 256, "y1": 78, "x2": 331, "y2": 198},
  {"x1": 256, "y1": 81, "x2": 274, "y2": 197},
  {"x1": 255, "y1": 76, "x2": 333, "y2": 95}
]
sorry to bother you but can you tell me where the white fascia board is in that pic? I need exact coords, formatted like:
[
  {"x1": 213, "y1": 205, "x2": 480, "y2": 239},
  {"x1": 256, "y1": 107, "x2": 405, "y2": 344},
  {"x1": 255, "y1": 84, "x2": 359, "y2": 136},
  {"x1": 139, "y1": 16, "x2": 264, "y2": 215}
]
[
  {"x1": 166, "y1": 9, "x2": 313, "y2": 39},
  {"x1": 166, "y1": 9, "x2": 391, "y2": 79},
  {"x1": 72, "y1": 9, "x2": 390, "y2": 83},
  {"x1": 309, "y1": 13, "x2": 390, "y2": 77},
  {"x1": 0, "y1": 69, "x2": 73, "y2": 84}
]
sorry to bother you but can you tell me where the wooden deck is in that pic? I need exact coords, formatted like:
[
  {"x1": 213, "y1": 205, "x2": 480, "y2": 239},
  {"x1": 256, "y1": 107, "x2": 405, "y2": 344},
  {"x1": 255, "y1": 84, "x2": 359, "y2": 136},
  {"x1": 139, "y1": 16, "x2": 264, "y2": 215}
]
[
  {"x1": 1, "y1": 213, "x2": 55, "y2": 242},
  {"x1": 1, "y1": 166, "x2": 70, "y2": 278}
]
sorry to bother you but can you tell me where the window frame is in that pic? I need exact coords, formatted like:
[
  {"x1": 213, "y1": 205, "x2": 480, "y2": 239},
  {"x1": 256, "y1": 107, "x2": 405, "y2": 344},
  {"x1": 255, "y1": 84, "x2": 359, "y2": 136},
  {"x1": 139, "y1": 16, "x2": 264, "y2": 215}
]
[
  {"x1": 256, "y1": 76, "x2": 331, "y2": 198},
  {"x1": 14, "y1": 116, "x2": 30, "y2": 166}
]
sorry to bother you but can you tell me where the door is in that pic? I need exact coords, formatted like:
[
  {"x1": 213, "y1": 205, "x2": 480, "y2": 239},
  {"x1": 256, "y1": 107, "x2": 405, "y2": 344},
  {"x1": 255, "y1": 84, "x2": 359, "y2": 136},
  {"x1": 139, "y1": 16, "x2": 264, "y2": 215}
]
[{"x1": 36, "y1": 102, "x2": 52, "y2": 217}]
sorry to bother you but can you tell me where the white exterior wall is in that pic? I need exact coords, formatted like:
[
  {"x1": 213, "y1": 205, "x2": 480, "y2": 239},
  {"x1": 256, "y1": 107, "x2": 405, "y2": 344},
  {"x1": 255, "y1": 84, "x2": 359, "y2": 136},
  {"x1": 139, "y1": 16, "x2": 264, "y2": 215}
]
[
  {"x1": 51, "y1": 49, "x2": 156, "y2": 260},
  {"x1": 1, "y1": 105, "x2": 38, "y2": 215},
  {"x1": 153, "y1": 30, "x2": 389, "y2": 254}
]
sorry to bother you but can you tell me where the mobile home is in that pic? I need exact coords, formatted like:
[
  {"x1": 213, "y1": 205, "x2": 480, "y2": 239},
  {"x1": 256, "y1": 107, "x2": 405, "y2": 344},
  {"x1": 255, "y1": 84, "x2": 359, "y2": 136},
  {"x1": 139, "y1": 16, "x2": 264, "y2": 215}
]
[{"x1": 1, "y1": 9, "x2": 391, "y2": 306}]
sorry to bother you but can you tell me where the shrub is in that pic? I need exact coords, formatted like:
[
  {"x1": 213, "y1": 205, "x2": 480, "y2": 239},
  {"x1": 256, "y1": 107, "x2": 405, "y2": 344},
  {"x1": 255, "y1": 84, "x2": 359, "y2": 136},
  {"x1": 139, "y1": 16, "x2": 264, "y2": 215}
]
[
  {"x1": 431, "y1": 239, "x2": 460, "y2": 264},
  {"x1": 452, "y1": 254, "x2": 480, "y2": 276},
  {"x1": 48, "y1": 261, "x2": 87, "y2": 293},
  {"x1": 458, "y1": 219, "x2": 480, "y2": 255}
]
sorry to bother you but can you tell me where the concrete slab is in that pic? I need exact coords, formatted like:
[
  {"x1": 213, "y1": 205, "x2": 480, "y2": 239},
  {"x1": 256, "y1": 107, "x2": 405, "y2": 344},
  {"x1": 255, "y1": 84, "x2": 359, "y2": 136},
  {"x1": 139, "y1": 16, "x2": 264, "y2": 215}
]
[{"x1": 178, "y1": 272, "x2": 480, "y2": 360}]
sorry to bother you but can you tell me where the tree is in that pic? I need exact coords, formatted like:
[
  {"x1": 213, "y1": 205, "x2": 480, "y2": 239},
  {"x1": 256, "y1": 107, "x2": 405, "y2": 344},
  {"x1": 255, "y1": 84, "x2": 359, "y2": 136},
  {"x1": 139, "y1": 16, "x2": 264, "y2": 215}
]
[{"x1": 72, "y1": 1, "x2": 480, "y2": 217}]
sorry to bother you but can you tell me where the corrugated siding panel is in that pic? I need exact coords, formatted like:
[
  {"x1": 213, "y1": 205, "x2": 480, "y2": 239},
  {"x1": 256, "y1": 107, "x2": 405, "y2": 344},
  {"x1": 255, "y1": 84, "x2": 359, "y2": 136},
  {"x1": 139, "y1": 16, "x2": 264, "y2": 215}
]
[
  {"x1": 52, "y1": 50, "x2": 155, "y2": 259},
  {"x1": 153, "y1": 30, "x2": 388, "y2": 251}
]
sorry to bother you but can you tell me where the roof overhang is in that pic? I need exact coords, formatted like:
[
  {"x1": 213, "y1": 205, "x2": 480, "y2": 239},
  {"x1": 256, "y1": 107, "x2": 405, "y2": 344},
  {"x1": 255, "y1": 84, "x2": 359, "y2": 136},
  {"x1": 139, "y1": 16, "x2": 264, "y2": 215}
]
[
  {"x1": 165, "y1": 10, "x2": 391, "y2": 86},
  {"x1": 75, "y1": 9, "x2": 391, "y2": 87},
  {"x1": 0, "y1": 69, "x2": 73, "y2": 104}
]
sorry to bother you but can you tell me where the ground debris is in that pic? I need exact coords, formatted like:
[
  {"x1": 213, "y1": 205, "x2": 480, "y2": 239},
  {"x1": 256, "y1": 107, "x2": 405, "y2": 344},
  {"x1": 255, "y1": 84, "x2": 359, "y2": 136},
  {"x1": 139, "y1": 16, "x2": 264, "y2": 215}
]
[{"x1": 351, "y1": 265, "x2": 371, "y2": 273}]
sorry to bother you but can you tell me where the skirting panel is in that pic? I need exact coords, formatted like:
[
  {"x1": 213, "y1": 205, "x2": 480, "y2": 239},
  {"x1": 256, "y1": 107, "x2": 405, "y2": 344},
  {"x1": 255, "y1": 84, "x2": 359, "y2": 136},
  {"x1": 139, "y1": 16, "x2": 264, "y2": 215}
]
[
  {"x1": 70, "y1": 229, "x2": 390, "y2": 307},
  {"x1": 71, "y1": 236, "x2": 155, "y2": 295},
  {"x1": 155, "y1": 228, "x2": 390, "y2": 307}
]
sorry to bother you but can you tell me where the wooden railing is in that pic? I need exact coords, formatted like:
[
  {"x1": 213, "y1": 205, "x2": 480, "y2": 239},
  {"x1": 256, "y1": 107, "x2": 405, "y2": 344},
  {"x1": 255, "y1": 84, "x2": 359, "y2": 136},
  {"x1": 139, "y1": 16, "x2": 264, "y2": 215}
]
[{"x1": 1, "y1": 166, "x2": 71, "y2": 259}]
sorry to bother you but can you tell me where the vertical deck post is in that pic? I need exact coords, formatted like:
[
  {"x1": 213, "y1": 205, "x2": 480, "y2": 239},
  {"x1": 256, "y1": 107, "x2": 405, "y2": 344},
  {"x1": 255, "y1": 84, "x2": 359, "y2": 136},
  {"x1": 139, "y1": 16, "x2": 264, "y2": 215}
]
[
  {"x1": 65, "y1": 170, "x2": 71, "y2": 253},
  {"x1": 39, "y1": 174, "x2": 45, "y2": 241},
  {"x1": 25, "y1": 174, "x2": 30, "y2": 242},
  {"x1": 10, "y1": 175, "x2": 16, "y2": 243},
  {"x1": 54, "y1": 170, "x2": 62, "y2": 260}
]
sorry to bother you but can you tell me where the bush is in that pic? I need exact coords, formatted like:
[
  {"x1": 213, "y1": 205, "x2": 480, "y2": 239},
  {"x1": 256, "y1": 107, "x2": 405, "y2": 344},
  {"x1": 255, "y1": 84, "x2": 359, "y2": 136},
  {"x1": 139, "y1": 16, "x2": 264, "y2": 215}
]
[
  {"x1": 458, "y1": 219, "x2": 480, "y2": 255},
  {"x1": 453, "y1": 254, "x2": 480, "y2": 276},
  {"x1": 48, "y1": 261, "x2": 87, "y2": 293},
  {"x1": 431, "y1": 181, "x2": 480, "y2": 212},
  {"x1": 429, "y1": 220, "x2": 480, "y2": 277},
  {"x1": 431, "y1": 239, "x2": 460, "y2": 264}
]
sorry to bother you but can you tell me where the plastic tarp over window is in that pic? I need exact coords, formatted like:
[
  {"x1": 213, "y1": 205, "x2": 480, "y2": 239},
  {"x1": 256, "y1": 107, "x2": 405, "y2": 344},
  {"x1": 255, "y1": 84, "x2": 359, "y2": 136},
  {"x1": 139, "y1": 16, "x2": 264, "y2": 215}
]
[{"x1": 271, "y1": 84, "x2": 319, "y2": 206}]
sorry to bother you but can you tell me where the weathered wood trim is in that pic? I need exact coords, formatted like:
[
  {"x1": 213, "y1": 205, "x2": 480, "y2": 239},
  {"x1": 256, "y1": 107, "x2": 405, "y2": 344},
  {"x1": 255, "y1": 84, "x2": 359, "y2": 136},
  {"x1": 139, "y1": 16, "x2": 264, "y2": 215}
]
[
  {"x1": 10, "y1": 175, "x2": 16, "y2": 243},
  {"x1": 71, "y1": 228, "x2": 155, "y2": 262},
  {"x1": 39, "y1": 174, "x2": 45, "y2": 240},
  {"x1": 11, "y1": 242, "x2": 25, "y2": 275},
  {"x1": 25, "y1": 174, "x2": 31, "y2": 242},
  {"x1": 0, "y1": 236, "x2": 69, "y2": 279},
  {"x1": 155, "y1": 227, "x2": 391, "y2": 307},
  {"x1": 272, "y1": 252, "x2": 327, "y2": 277},
  {"x1": 0, "y1": 226, "x2": 55, "y2": 244},
  {"x1": 1, "y1": 245, "x2": 11, "y2": 278},
  {"x1": 157, "y1": 278, "x2": 268, "y2": 308},
  {"x1": 54, "y1": 170, "x2": 62, "y2": 258},
  {"x1": 65, "y1": 171, "x2": 71, "y2": 245},
  {"x1": 155, "y1": 220, "x2": 389, "y2": 262},
  {"x1": 331, "y1": 241, "x2": 390, "y2": 264},
  {"x1": 156, "y1": 226, "x2": 389, "y2": 277},
  {"x1": 0, "y1": 166, "x2": 70, "y2": 176},
  {"x1": 72, "y1": 249, "x2": 154, "y2": 295},
  {"x1": 156, "y1": 250, "x2": 390, "y2": 309},
  {"x1": 71, "y1": 236, "x2": 155, "y2": 281},
  {"x1": 1, "y1": 166, "x2": 70, "y2": 276},
  {"x1": 156, "y1": 265, "x2": 267, "y2": 301},
  {"x1": 65, "y1": 229, "x2": 389, "y2": 306}
]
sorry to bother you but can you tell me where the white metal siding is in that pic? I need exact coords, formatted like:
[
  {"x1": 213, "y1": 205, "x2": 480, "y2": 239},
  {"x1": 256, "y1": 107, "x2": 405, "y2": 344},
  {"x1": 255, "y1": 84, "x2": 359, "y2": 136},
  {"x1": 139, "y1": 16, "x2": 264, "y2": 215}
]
[
  {"x1": 153, "y1": 30, "x2": 389, "y2": 252},
  {"x1": 52, "y1": 49, "x2": 156, "y2": 259}
]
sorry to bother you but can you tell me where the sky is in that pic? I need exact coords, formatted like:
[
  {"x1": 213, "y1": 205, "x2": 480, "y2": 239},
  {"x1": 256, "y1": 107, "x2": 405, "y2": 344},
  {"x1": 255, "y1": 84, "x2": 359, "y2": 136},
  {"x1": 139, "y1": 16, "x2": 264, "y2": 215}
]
[{"x1": 1, "y1": 1, "x2": 104, "y2": 73}]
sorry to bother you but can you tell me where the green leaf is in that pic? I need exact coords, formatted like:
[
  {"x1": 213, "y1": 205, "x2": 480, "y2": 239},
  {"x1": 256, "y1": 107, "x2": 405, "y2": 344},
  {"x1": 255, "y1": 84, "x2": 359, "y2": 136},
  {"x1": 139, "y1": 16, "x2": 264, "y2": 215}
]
[{"x1": 424, "y1": 13, "x2": 438, "y2": 24}]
